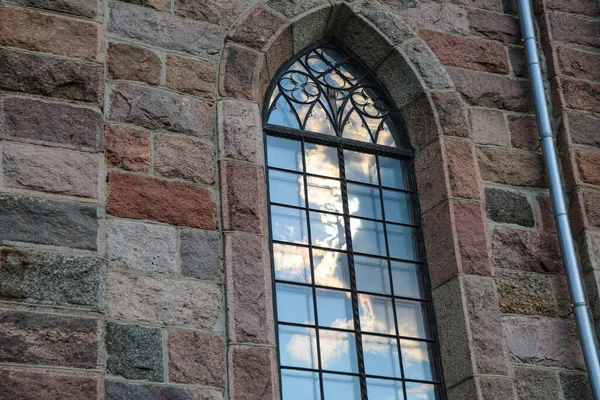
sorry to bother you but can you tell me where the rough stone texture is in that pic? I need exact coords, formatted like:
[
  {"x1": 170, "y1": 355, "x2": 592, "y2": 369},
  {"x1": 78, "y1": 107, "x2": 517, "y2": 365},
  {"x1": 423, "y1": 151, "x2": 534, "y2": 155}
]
[
  {"x1": 0, "y1": 97, "x2": 104, "y2": 152},
  {"x1": 548, "y1": 12, "x2": 600, "y2": 49},
  {"x1": 462, "y1": 275, "x2": 509, "y2": 375},
  {"x1": 353, "y1": 1, "x2": 414, "y2": 46},
  {"x1": 561, "y1": 78, "x2": 600, "y2": 114},
  {"x1": 2, "y1": 144, "x2": 100, "y2": 199},
  {"x1": 484, "y1": 188, "x2": 534, "y2": 227},
  {"x1": 0, "y1": 311, "x2": 100, "y2": 368},
  {"x1": 106, "y1": 381, "x2": 224, "y2": 400},
  {"x1": 503, "y1": 316, "x2": 585, "y2": 370},
  {"x1": 509, "y1": 114, "x2": 539, "y2": 150},
  {"x1": 447, "y1": 376, "x2": 517, "y2": 400},
  {"x1": 109, "y1": 83, "x2": 213, "y2": 140},
  {"x1": 218, "y1": 100, "x2": 264, "y2": 165},
  {"x1": 552, "y1": 276, "x2": 571, "y2": 318},
  {"x1": 514, "y1": 366, "x2": 562, "y2": 400},
  {"x1": 420, "y1": 29, "x2": 509, "y2": 74},
  {"x1": 401, "y1": 38, "x2": 454, "y2": 89},
  {"x1": 105, "y1": 125, "x2": 151, "y2": 173},
  {"x1": 448, "y1": 67, "x2": 533, "y2": 112},
  {"x1": 228, "y1": 345, "x2": 278, "y2": 400},
  {"x1": 401, "y1": 93, "x2": 440, "y2": 151},
  {"x1": 0, "y1": 367, "x2": 101, "y2": 400},
  {"x1": 496, "y1": 269, "x2": 555, "y2": 316},
  {"x1": 228, "y1": 4, "x2": 287, "y2": 51},
  {"x1": 108, "y1": 172, "x2": 217, "y2": 229},
  {"x1": 394, "y1": 2, "x2": 469, "y2": 35},
  {"x1": 568, "y1": 112, "x2": 600, "y2": 148},
  {"x1": 106, "y1": 270, "x2": 222, "y2": 329},
  {"x1": 219, "y1": 43, "x2": 267, "y2": 102},
  {"x1": 430, "y1": 91, "x2": 471, "y2": 138},
  {"x1": 536, "y1": 0, "x2": 599, "y2": 15},
  {"x1": 0, "y1": 247, "x2": 104, "y2": 309},
  {"x1": 477, "y1": 147, "x2": 546, "y2": 187},
  {"x1": 108, "y1": 43, "x2": 161, "y2": 85},
  {"x1": 106, "y1": 218, "x2": 178, "y2": 275},
  {"x1": 575, "y1": 149, "x2": 600, "y2": 186},
  {"x1": 422, "y1": 201, "x2": 460, "y2": 288},
  {"x1": 168, "y1": 331, "x2": 224, "y2": 386},
  {"x1": 108, "y1": 2, "x2": 226, "y2": 60},
  {"x1": 557, "y1": 46, "x2": 600, "y2": 82},
  {"x1": 560, "y1": 371, "x2": 593, "y2": 400},
  {"x1": 415, "y1": 139, "x2": 448, "y2": 212},
  {"x1": 174, "y1": 0, "x2": 249, "y2": 27},
  {"x1": 180, "y1": 229, "x2": 221, "y2": 281},
  {"x1": 577, "y1": 231, "x2": 600, "y2": 272},
  {"x1": 225, "y1": 234, "x2": 274, "y2": 344},
  {"x1": 0, "y1": 48, "x2": 103, "y2": 105},
  {"x1": 444, "y1": 140, "x2": 482, "y2": 201},
  {"x1": 0, "y1": 195, "x2": 98, "y2": 250},
  {"x1": 119, "y1": 0, "x2": 170, "y2": 12},
  {"x1": 266, "y1": 0, "x2": 326, "y2": 19},
  {"x1": 154, "y1": 134, "x2": 215, "y2": 185},
  {"x1": 290, "y1": 4, "x2": 330, "y2": 53},
  {"x1": 264, "y1": 24, "x2": 293, "y2": 79},
  {"x1": 166, "y1": 54, "x2": 216, "y2": 98},
  {"x1": 0, "y1": 5, "x2": 102, "y2": 62},
  {"x1": 508, "y1": 45, "x2": 529, "y2": 78},
  {"x1": 106, "y1": 323, "x2": 163, "y2": 383},
  {"x1": 7, "y1": 0, "x2": 101, "y2": 18},
  {"x1": 492, "y1": 226, "x2": 563, "y2": 274},
  {"x1": 571, "y1": 189, "x2": 600, "y2": 232},
  {"x1": 469, "y1": 108, "x2": 509, "y2": 146},
  {"x1": 220, "y1": 161, "x2": 268, "y2": 235},
  {"x1": 469, "y1": 8, "x2": 520, "y2": 44},
  {"x1": 376, "y1": 49, "x2": 424, "y2": 109}
]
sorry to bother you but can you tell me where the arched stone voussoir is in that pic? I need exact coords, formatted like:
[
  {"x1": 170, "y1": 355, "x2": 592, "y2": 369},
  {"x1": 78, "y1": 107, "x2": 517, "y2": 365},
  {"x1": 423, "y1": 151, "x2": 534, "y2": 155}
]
[{"x1": 218, "y1": 42, "x2": 269, "y2": 104}]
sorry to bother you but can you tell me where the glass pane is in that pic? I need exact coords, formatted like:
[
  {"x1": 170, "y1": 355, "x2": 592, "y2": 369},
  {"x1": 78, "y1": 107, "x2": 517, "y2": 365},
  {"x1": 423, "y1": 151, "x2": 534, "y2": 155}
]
[
  {"x1": 367, "y1": 378, "x2": 404, "y2": 400},
  {"x1": 405, "y1": 383, "x2": 437, "y2": 400},
  {"x1": 344, "y1": 150, "x2": 378, "y2": 184},
  {"x1": 343, "y1": 109, "x2": 372, "y2": 143},
  {"x1": 313, "y1": 250, "x2": 350, "y2": 289},
  {"x1": 268, "y1": 95, "x2": 300, "y2": 129},
  {"x1": 348, "y1": 183, "x2": 382, "y2": 220},
  {"x1": 383, "y1": 190, "x2": 416, "y2": 225},
  {"x1": 271, "y1": 206, "x2": 308, "y2": 244},
  {"x1": 273, "y1": 244, "x2": 311, "y2": 284},
  {"x1": 276, "y1": 283, "x2": 315, "y2": 325},
  {"x1": 387, "y1": 224, "x2": 419, "y2": 261},
  {"x1": 316, "y1": 288, "x2": 353, "y2": 330},
  {"x1": 358, "y1": 294, "x2": 395, "y2": 335},
  {"x1": 281, "y1": 370, "x2": 321, "y2": 400},
  {"x1": 307, "y1": 176, "x2": 342, "y2": 213},
  {"x1": 279, "y1": 325, "x2": 318, "y2": 369},
  {"x1": 379, "y1": 156, "x2": 412, "y2": 190},
  {"x1": 377, "y1": 119, "x2": 398, "y2": 148},
  {"x1": 318, "y1": 330, "x2": 359, "y2": 373},
  {"x1": 305, "y1": 101, "x2": 335, "y2": 136},
  {"x1": 304, "y1": 143, "x2": 339, "y2": 178},
  {"x1": 401, "y1": 340, "x2": 434, "y2": 381},
  {"x1": 310, "y1": 212, "x2": 346, "y2": 250},
  {"x1": 355, "y1": 255, "x2": 390, "y2": 295},
  {"x1": 391, "y1": 262, "x2": 422, "y2": 299},
  {"x1": 267, "y1": 136, "x2": 303, "y2": 172},
  {"x1": 350, "y1": 218, "x2": 386, "y2": 256},
  {"x1": 396, "y1": 300, "x2": 428, "y2": 339},
  {"x1": 363, "y1": 334, "x2": 401, "y2": 378},
  {"x1": 269, "y1": 170, "x2": 305, "y2": 207},
  {"x1": 322, "y1": 374, "x2": 361, "y2": 400}
]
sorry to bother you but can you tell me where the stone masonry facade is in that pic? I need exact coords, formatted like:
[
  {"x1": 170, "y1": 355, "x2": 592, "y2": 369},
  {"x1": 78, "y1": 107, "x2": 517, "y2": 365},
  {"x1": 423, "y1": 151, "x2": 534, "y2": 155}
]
[{"x1": 0, "y1": 0, "x2": 598, "y2": 399}]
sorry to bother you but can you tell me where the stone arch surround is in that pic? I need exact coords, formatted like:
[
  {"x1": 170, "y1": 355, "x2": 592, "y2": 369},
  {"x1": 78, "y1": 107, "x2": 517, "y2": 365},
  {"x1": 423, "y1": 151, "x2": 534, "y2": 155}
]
[{"x1": 218, "y1": 1, "x2": 516, "y2": 398}]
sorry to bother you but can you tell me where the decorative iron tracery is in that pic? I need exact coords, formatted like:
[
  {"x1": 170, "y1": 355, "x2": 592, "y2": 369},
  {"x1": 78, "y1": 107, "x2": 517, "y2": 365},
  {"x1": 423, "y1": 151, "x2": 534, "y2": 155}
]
[{"x1": 264, "y1": 40, "x2": 445, "y2": 400}]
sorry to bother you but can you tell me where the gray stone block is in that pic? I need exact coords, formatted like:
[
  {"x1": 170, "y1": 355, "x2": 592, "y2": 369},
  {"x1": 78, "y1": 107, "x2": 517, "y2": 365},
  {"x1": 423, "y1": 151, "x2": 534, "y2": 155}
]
[
  {"x1": 106, "y1": 323, "x2": 164, "y2": 381},
  {"x1": 0, "y1": 247, "x2": 104, "y2": 309},
  {"x1": 353, "y1": 1, "x2": 415, "y2": 46},
  {"x1": 485, "y1": 188, "x2": 534, "y2": 227},
  {"x1": 105, "y1": 381, "x2": 223, "y2": 400},
  {"x1": 559, "y1": 371, "x2": 593, "y2": 400},
  {"x1": 7, "y1": 0, "x2": 101, "y2": 18},
  {"x1": 376, "y1": 49, "x2": 423, "y2": 109},
  {"x1": 292, "y1": 5, "x2": 330, "y2": 53},
  {"x1": 0, "y1": 195, "x2": 98, "y2": 250},
  {"x1": 401, "y1": 38, "x2": 454, "y2": 90},
  {"x1": 266, "y1": 0, "x2": 328, "y2": 19},
  {"x1": 180, "y1": 229, "x2": 220, "y2": 281},
  {"x1": 515, "y1": 366, "x2": 562, "y2": 400}
]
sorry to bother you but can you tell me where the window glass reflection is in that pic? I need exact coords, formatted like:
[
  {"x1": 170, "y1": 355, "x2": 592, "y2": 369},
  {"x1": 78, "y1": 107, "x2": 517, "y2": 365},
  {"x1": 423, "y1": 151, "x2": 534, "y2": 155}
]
[
  {"x1": 391, "y1": 262, "x2": 422, "y2": 299},
  {"x1": 351, "y1": 218, "x2": 386, "y2": 256},
  {"x1": 276, "y1": 283, "x2": 315, "y2": 325},
  {"x1": 316, "y1": 288, "x2": 354, "y2": 330},
  {"x1": 363, "y1": 334, "x2": 401, "y2": 378},
  {"x1": 367, "y1": 378, "x2": 404, "y2": 400},
  {"x1": 279, "y1": 325, "x2": 319, "y2": 369},
  {"x1": 267, "y1": 136, "x2": 303, "y2": 172},
  {"x1": 387, "y1": 224, "x2": 419, "y2": 261},
  {"x1": 383, "y1": 190, "x2": 416, "y2": 225},
  {"x1": 313, "y1": 250, "x2": 350, "y2": 289},
  {"x1": 319, "y1": 330, "x2": 359, "y2": 373},
  {"x1": 395, "y1": 300, "x2": 429, "y2": 339},
  {"x1": 348, "y1": 183, "x2": 382, "y2": 220},
  {"x1": 310, "y1": 212, "x2": 346, "y2": 250},
  {"x1": 344, "y1": 150, "x2": 378, "y2": 184},
  {"x1": 271, "y1": 206, "x2": 308, "y2": 244},
  {"x1": 322, "y1": 374, "x2": 361, "y2": 400},
  {"x1": 269, "y1": 170, "x2": 305, "y2": 207},
  {"x1": 274, "y1": 244, "x2": 311, "y2": 284},
  {"x1": 401, "y1": 340, "x2": 434, "y2": 381},
  {"x1": 355, "y1": 256, "x2": 390, "y2": 295},
  {"x1": 379, "y1": 157, "x2": 412, "y2": 190},
  {"x1": 281, "y1": 370, "x2": 321, "y2": 400},
  {"x1": 307, "y1": 176, "x2": 342, "y2": 213},
  {"x1": 406, "y1": 382, "x2": 437, "y2": 400},
  {"x1": 304, "y1": 143, "x2": 339, "y2": 178},
  {"x1": 359, "y1": 294, "x2": 396, "y2": 335}
]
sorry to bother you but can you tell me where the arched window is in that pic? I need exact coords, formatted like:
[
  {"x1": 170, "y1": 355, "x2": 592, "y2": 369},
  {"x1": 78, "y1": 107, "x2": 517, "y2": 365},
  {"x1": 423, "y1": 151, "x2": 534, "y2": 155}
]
[{"x1": 264, "y1": 41, "x2": 445, "y2": 400}]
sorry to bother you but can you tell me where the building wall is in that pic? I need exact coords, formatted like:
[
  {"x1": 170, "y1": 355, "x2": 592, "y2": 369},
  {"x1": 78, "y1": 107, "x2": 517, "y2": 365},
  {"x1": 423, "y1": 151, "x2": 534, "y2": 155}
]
[{"x1": 0, "y1": 0, "x2": 598, "y2": 399}]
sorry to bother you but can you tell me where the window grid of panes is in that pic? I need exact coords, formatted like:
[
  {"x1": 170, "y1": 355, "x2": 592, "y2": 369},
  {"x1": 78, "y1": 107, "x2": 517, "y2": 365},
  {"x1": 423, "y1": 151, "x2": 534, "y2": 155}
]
[{"x1": 266, "y1": 135, "x2": 442, "y2": 400}]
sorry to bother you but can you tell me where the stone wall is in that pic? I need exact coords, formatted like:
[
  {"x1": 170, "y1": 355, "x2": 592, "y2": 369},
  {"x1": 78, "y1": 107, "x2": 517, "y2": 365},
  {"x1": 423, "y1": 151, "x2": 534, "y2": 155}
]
[{"x1": 0, "y1": 0, "x2": 598, "y2": 399}]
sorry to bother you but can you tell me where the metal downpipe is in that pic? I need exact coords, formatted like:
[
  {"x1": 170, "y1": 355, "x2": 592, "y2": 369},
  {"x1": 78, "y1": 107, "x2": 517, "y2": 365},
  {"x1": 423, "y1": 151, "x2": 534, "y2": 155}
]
[{"x1": 517, "y1": 1, "x2": 600, "y2": 398}]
